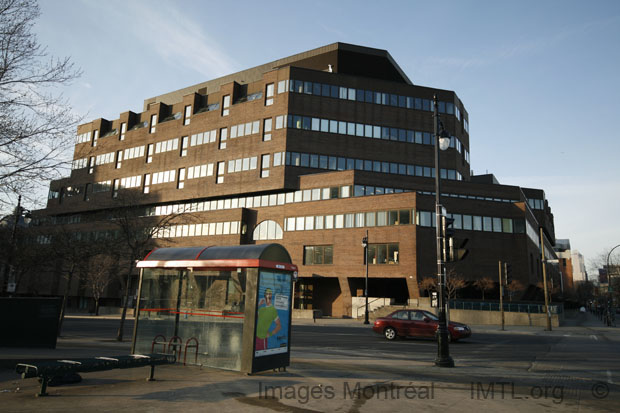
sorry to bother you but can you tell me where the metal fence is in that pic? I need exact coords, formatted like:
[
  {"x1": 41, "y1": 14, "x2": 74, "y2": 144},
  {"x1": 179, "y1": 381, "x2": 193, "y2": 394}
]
[{"x1": 448, "y1": 300, "x2": 563, "y2": 314}]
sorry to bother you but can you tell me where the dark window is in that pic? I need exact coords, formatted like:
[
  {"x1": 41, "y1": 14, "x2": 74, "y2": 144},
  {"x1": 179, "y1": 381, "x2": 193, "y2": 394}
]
[
  {"x1": 304, "y1": 245, "x2": 333, "y2": 265},
  {"x1": 367, "y1": 243, "x2": 399, "y2": 264},
  {"x1": 312, "y1": 82, "x2": 321, "y2": 95}
]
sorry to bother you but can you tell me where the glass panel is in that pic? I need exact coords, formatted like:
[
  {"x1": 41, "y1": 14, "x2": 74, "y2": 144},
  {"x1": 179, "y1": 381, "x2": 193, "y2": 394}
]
[
  {"x1": 366, "y1": 212, "x2": 376, "y2": 227},
  {"x1": 377, "y1": 244, "x2": 387, "y2": 264},
  {"x1": 324, "y1": 246, "x2": 333, "y2": 264},
  {"x1": 473, "y1": 216, "x2": 483, "y2": 231},
  {"x1": 135, "y1": 268, "x2": 247, "y2": 371},
  {"x1": 483, "y1": 216, "x2": 493, "y2": 231},
  {"x1": 399, "y1": 210, "x2": 410, "y2": 225},
  {"x1": 377, "y1": 211, "x2": 387, "y2": 226},
  {"x1": 493, "y1": 217, "x2": 502, "y2": 233},
  {"x1": 463, "y1": 215, "x2": 473, "y2": 230},
  {"x1": 388, "y1": 210, "x2": 398, "y2": 225}
]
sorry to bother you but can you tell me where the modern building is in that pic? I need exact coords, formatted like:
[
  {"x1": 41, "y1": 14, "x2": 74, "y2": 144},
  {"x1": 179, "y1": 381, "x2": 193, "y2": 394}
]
[{"x1": 29, "y1": 43, "x2": 559, "y2": 317}]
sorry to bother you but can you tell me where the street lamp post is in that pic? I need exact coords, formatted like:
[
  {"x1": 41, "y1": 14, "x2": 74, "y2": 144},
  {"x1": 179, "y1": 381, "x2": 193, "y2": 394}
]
[
  {"x1": 539, "y1": 226, "x2": 552, "y2": 331},
  {"x1": 362, "y1": 230, "x2": 369, "y2": 324},
  {"x1": 433, "y1": 95, "x2": 454, "y2": 368}
]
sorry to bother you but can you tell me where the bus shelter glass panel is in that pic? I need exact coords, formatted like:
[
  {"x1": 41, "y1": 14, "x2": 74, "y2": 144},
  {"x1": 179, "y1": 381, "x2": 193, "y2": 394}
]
[
  {"x1": 134, "y1": 268, "x2": 183, "y2": 353},
  {"x1": 135, "y1": 268, "x2": 247, "y2": 371}
]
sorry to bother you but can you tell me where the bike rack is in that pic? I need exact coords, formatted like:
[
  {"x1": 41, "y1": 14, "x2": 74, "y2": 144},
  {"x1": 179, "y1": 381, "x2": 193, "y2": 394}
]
[
  {"x1": 150, "y1": 335, "x2": 167, "y2": 353},
  {"x1": 167, "y1": 336, "x2": 183, "y2": 360},
  {"x1": 183, "y1": 337, "x2": 199, "y2": 366}
]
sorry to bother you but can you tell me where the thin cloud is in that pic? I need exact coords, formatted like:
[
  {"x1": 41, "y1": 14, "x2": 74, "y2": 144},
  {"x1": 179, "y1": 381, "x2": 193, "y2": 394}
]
[{"x1": 120, "y1": 2, "x2": 239, "y2": 79}]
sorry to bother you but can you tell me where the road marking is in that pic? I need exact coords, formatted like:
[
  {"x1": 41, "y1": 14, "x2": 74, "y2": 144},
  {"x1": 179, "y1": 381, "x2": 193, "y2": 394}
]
[
  {"x1": 590, "y1": 335, "x2": 598, "y2": 341},
  {"x1": 608, "y1": 370, "x2": 613, "y2": 384}
]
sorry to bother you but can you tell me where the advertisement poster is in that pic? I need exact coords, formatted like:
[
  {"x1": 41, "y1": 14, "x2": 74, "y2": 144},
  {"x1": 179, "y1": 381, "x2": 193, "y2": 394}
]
[{"x1": 255, "y1": 271, "x2": 291, "y2": 357}]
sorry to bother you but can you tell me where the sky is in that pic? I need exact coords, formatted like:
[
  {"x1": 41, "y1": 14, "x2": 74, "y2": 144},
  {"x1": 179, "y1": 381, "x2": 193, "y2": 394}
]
[{"x1": 30, "y1": 0, "x2": 620, "y2": 268}]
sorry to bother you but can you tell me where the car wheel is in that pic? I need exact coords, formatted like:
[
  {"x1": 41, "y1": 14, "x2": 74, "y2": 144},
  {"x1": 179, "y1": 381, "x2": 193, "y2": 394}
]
[{"x1": 384, "y1": 327, "x2": 397, "y2": 340}]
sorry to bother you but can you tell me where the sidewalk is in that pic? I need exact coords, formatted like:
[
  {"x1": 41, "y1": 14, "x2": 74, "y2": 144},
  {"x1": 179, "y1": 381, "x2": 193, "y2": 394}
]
[{"x1": 0, "y1": 315, "x2": 618, "y2": 412}]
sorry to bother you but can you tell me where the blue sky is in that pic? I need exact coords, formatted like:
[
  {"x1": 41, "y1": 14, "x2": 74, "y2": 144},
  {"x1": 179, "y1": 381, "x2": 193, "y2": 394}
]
[{"x1": 34, "y1": 0, "x2": 620, "y2": 268}]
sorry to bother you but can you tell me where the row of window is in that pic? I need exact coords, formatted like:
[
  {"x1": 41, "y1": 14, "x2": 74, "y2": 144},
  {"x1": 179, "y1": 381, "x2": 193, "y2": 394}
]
[
  {"x1": 76, "y1": 131, "x2": 92, "y2": 144},
  {"x1": 75, "y1": 70, "x2": 469, "y2": 150},
  {"x1": 65, "y1": 151, "x2": 287, "y2": 201},
  {"x1": 285, "y1": 209, "x2": 530, "y2": 235},
  {"x1": 190, "y1": 129, "x2": 218, "y2": 146},
  {"x1": 146, "y1": 185, "x2": 357, "y2": 217},
  {"x1": 285, "y1": 210, "x2": 412, "y2": 232},
  {"x1": 230, "y1": 120, "x2": 260, "y2": 139},
  {"x1": 140, "y1": 182, "x2": 521, "y2": 220},
  {"x1": 152, "y1": 221, "x2": 242, "y2": 239},
  {"x1": 124, "y1": 145, "x2": 145, "y2": 160},
  {"x1": 154, "y1": 138, "x2": 179, "y2": 154},
  {"x1": 285, "y1": 114, "x2": 468, "y2": 162},
  {"x1": 280, "y1": 79, "x2": 469, "y2": 133},
  {"x1": 285, "y1": 150, "x2": 463, "y2": 181},
  {"x1": 50, "y1": 169, "x2": 527, "y2": 225},
  {"x1": 73, "y1": 115, "x2": 277, "y2": 172},
  {"x1": 95, "y1": 152, "x2": 115, "y2": 166}
]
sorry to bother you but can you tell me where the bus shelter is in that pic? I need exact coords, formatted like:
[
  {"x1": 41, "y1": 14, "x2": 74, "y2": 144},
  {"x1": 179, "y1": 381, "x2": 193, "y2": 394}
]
[{"x1": 131, "y1": 244, "x2": 297, "y2": 374}]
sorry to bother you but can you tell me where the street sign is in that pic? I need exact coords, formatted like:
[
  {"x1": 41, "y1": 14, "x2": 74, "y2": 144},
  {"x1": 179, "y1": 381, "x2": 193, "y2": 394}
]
[{"x1": 431, "y1": 291, "x2": 438, "y2": 308}]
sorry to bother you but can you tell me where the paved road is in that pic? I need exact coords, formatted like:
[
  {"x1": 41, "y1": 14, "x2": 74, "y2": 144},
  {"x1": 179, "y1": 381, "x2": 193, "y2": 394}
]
[{"x1": 0, "y1": 313, "x2": 618, "y2": 412}]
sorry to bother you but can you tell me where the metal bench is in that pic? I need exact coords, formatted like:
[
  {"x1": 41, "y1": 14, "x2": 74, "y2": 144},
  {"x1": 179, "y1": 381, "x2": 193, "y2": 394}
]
[{"x1": 15, "y1": 353, "x2": 176, "y2": 397}]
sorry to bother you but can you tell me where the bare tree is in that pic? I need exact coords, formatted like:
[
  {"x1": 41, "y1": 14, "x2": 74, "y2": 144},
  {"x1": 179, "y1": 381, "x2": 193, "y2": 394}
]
[
  {"x1": 588, "y1": 247, "x2": 620, "y2": 304},
  {"x1": 418, "y1": 277, "x2": 436, "y2": 297},
  {"x1": 109, "y1": 193, "x2": 191, "y2": 341},
  {"x1": 445, "y1": 270, "x2": 466, "y2": 300},
  {"x1": 47, "y1": 225, "x2": 99, "y2": 335},
  {"x1": 506, "y1": 279, "x2": 525, "y2": 302},
  {"x1": 0, "y1": 0, "x2": 82, "y2": 211},
  {"x1": 473, "y1": 277, "x2": 494, "y2": 301},
  {"x1": 85, "y1": 254, "x2": 116, "y2": 315}
]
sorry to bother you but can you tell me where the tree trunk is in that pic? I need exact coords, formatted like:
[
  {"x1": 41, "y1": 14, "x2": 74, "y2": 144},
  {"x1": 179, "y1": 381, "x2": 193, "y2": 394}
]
[
  {"x1": 116, "y1": 262, "x2": 134, "y2": 341},
  {"x1": 57, "y1": 266, "x2": 74, "y2": 337},
  {"x1": 95, "y1": 298, "x2": 100, "y2": 316}
]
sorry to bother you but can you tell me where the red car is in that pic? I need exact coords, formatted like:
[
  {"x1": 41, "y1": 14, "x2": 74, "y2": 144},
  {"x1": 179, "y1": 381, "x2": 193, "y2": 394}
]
[{"x1": 373, "y1": 309, "x2": 471, "y2": 341}]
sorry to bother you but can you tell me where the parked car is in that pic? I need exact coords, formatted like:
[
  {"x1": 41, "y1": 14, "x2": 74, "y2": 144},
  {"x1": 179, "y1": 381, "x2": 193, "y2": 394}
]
[{"x1": 372, "y1": 309, "x2": 471, "y2": 341}]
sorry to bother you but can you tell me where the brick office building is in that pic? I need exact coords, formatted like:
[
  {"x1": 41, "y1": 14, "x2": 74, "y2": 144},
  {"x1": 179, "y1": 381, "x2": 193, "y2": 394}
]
[{"x1": 33, "y1": 43, "x2": 558, "y2": 317}]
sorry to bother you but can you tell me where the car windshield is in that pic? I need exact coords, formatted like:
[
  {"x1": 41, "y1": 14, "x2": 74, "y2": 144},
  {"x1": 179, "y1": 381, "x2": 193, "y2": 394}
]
[{"x1": 421, "y1": 310, "x2": 439, "y2": 321}]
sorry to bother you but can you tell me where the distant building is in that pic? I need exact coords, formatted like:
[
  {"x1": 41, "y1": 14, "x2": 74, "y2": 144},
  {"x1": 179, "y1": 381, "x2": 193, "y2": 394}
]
[
  {"x1": 27, "y1": 43, "x2": 559, "y2": 316},
  {"x1": 554, "y1": 239, "x2": 574, "y2": 293},
  {"x1": 571, "y1": 250, "x2": 587, "y2": 283}
]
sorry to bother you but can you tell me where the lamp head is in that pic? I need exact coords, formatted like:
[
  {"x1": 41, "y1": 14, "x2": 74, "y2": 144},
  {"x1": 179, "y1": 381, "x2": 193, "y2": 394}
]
[{"x1": 438, "y1": 131, "x2": 451, "y2": 151}]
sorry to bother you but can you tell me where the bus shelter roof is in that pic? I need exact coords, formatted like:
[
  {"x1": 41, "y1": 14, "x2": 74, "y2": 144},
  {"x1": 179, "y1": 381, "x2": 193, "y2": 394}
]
[{"x1": 136, "y1": 243, "x2": 297, "y2": 272}]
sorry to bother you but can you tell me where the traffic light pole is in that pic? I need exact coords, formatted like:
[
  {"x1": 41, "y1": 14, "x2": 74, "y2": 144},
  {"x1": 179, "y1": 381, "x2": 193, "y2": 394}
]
[
  {"x1": 363, "y1": 230, "x2": 369, "y2": 325},
  {"x1": 499, "y1": 260, "x2": 504, "y2": 331},
  {"x1": 540, "y1": 227, "x2": 552, "y2": 331}
]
